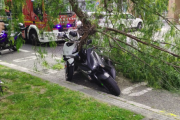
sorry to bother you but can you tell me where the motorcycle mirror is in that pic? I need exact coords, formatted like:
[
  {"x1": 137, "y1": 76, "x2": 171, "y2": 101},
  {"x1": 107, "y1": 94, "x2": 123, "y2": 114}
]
[{"x1": 87, "y1": 39, "x2": 92, "y2": 45}]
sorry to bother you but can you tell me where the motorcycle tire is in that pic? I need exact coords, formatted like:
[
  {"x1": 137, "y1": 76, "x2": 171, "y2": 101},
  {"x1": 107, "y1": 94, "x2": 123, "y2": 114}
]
[
  {"x1": 65, "y1": 62, "x2": 74, "y2": 81},
  {"x1": 103, "y1": 76, "x2": 120, "y2": 96}
]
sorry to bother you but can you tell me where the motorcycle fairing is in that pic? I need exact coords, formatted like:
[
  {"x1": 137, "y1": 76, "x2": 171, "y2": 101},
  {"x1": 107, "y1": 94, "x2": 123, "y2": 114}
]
[
  {"x1": 102, "y1": 58, "x2": 116, "y2": 79},
  {"x1": 0, "y1": 31, "x2": 7, "y2": 43},
  {"x1": 86, "y1": 48, "x2": 98, "y2": 71}
]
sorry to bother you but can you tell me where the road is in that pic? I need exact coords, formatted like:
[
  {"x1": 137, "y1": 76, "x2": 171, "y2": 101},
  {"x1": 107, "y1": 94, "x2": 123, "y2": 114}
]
[{"x1": 1, "y1": 24, "x2": 180, "y2": 118}]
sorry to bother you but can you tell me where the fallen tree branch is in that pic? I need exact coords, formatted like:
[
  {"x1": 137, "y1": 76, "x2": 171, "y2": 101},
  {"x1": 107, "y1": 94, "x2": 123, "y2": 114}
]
[
  {"x1": 105, "y1": 27, "x2": 180, "y2": 58},
  {"x1": 97, "y1": 30, "x2": 180, "y2": 70}
]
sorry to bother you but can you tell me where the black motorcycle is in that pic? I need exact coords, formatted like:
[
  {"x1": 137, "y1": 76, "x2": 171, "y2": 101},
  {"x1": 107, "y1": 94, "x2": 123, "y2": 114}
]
[{"x1": 63, "y1": 31, "x2": 120, "y2": 96}]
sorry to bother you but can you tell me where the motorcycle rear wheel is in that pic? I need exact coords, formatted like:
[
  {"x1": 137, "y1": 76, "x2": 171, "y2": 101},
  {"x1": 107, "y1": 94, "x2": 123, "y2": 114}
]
[
  {"x1": 65, "y1": 62, "x2": 74, "y2": 81},
  {"x1": 103, "y1": 76, "x2": 120, "y2": 96}
]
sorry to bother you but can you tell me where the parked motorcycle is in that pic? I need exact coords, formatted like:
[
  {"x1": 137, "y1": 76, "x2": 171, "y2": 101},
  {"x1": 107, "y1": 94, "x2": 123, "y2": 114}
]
[
  {"x1": 0, "y1": 23, "x2": 26, "y2": 54},
  {"x1": 62, "y1": 30, "x2": 120, "y2": 96}
]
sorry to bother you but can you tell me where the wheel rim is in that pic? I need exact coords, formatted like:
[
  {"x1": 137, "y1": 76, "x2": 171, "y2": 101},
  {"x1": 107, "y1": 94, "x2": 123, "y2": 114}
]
[{"x1": 139, "y1": 24, "x2": 142, "y2": 29}]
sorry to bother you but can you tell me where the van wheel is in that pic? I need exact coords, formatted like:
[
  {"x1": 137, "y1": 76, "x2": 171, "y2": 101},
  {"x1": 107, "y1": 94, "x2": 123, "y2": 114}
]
[
  {"x1": 137, "y1": 22, "x2": 142, "y2": 30},
  {"x1": 29, "y1": 31, "x2": 39, "y2": 46}
]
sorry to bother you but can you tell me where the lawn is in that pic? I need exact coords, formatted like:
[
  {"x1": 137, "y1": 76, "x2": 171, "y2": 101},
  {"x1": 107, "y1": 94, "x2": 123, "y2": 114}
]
[{"x1": 0, "y1": 65, "x2": 144, "y2": 120}]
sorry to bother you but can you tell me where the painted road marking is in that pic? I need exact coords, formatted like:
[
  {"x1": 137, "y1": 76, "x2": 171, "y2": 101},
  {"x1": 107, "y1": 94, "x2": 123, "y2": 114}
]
[
  {"x1": 122, "y1": 82, "x2": 152, "y2": 97},
  {"x1": 48, "y1": 69, "x2": 58, "y2": 74},
  {"x1": 32, "y1": 53, "x2": 61, "y2": 60},
  {"x1": 32, "y1": 53, "x2": 47, "y2": 57},
  {"x1": 1, "y1": 49, "x2": 30, "y2": 52},
  {"x1": 13, "y1": 56, "x2": 36, "y2": 62},
  {"x1": 122, "y1": 82, "x2": 147, "y2": 94},
  {"x1": 1, "y1": 49, "x2": 9, "y2": 52},
  {"x1": 19, "y1": 49, "x2": 30, "y2": 52},
  {"x1": 129, "y1": 88, "x2": 152, "y2": 96},
  {"x1": 53, "y1": 57, "x2": 61, "y2": 60}
]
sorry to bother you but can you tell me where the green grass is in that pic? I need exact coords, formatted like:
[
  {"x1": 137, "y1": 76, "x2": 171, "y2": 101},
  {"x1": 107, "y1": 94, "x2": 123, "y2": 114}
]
[{"x1": 0, "y1": 65, "x2": 144, "y2": 120}]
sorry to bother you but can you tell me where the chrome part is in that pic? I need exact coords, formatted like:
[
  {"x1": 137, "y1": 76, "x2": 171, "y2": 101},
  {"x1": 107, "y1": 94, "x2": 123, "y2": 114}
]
[
  {"x1": 88, "y1": 75, "x2": 92, "y2": 80},
  {"x1": 99, "y1": 64, "x2": 105, "y2": 68},
  {"x1": 104, "y1": 73, "x2": 110, "y2": 78},
  {"x1": 81, "y1": 69, "x2": 91, "y2": 74}
]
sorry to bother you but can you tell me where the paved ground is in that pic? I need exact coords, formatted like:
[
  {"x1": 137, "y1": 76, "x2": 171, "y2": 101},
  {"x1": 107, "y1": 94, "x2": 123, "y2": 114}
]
[{"x1": 1, "y1": 23, "x2": 180, "y2": 119}]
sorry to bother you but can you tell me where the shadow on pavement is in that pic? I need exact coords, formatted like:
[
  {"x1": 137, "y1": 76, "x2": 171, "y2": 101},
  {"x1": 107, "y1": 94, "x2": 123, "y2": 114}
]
[{"x1": 71, "y1": 71, "x2": 110, "y2": 95}]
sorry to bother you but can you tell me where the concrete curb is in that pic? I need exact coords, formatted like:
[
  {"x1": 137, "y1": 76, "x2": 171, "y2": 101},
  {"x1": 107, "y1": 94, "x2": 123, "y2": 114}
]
[{"x1": 0, "y1": 61, "x2": 180, "y2": 120}]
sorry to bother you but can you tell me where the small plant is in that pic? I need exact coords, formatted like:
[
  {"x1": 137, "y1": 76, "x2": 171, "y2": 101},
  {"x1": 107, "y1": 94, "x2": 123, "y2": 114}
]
[{"x1": 52, "y1": 63, "x2": 64, "y2": 70}]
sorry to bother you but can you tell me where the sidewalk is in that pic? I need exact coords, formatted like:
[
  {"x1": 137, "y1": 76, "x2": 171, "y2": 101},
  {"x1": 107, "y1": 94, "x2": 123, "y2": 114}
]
[{"x1": 0, "y1": 61, "x2": 180, "y2": 120}]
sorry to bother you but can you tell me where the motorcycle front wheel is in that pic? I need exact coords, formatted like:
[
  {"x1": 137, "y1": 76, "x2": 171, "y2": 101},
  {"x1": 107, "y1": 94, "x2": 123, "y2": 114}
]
[
  {"x1": 65, "y1": 62, "x2": 74, "y2": 81},
  {"x1": 103, "y1": 76, "x2": 120, "y2": 96}
]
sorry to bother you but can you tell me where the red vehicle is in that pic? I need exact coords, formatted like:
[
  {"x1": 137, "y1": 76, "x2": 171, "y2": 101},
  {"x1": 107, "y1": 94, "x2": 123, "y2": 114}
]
[{"x1": 6, "y1": 0, "x2": 77, "y2": 44}]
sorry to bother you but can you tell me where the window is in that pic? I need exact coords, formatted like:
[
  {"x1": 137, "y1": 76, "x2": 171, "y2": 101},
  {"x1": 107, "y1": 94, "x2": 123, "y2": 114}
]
[
  {"x1": 127, "y1": 14, "x2": 135, "y2": 19},
  {"x1": 32, "y1": 1, "x2": 43, "y2": 15},
  {"x1": 32, "y1": 0, "x2": 43, "y2": 21}
]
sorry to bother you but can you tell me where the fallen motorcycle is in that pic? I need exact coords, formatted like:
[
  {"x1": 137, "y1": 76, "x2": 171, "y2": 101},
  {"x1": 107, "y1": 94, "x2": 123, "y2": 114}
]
[{"x1": 62, "y1": 30, "x2": 120, "y2": 96}]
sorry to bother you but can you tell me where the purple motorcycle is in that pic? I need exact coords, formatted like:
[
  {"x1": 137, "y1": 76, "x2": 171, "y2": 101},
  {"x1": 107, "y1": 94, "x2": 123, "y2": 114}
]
[{"x1": 0, "y1": 23, "x2": 26, "y2": 54}]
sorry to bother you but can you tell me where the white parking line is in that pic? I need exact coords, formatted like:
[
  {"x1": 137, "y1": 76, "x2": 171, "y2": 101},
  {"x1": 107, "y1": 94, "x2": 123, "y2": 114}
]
[
  {"x1": 121, "y1": 82, "x2": 152, "y2": 97},
  {"x1": 32, "y1": 53, "x2": 47, "y2": 57},
  {"x1": 19, "y1": 49, "x2": 30, "y2": 52},
  {"x1": 1, "y1": 49, "x2": 9, "y2": 52},
  {"x1": 13, "y1": 56, "x2": 36, "y2": 62},
  {"x1": 129, "y1": 88, "x2": 153, "y2": 97},
  {"x1": 48, "y1": 69, "x2": 58, "y2": 74},
  {"x1": 122, "y1": 82, "x2": 147, "y2": 95},
  {"x1": 53, "y1": 57, "x2": 62, "y2": 60},
  {"x1": 1, "y1": 49, "x2": 30, "y2": 53}
]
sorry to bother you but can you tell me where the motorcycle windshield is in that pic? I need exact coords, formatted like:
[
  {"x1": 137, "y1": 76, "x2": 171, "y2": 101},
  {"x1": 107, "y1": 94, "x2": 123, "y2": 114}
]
[
  {"x1": 93, "y1": 51, "x2": 104, "y2": 67},
  {"x1": 86, "y1": 48, "x2": 98, "y2": 70}
]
